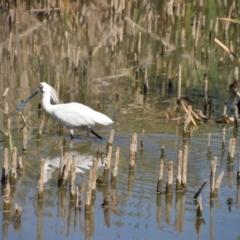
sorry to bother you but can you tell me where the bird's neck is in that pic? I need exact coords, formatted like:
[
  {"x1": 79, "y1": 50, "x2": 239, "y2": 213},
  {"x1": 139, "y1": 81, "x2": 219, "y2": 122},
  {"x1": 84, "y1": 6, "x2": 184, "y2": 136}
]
[{"x1": 41, "y1": 92, "x2": 53, "y2": 114}]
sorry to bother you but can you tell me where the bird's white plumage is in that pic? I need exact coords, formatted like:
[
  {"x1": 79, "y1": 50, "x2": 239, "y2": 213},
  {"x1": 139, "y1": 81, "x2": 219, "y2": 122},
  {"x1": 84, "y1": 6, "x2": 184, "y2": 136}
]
[{"x1": 39, "y1": 82, "x2": 113, "y2": 136}]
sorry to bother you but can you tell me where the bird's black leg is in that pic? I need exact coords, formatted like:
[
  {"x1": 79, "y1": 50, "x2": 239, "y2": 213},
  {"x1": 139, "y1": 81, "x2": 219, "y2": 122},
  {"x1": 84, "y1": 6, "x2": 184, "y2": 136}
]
[{"x1": 90, "y1": 130, "x2": 103, "y2": 139}]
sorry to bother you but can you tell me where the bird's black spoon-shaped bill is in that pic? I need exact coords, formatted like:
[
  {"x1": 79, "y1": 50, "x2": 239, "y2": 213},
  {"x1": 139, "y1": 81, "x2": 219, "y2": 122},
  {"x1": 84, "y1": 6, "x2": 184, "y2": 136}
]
[{"x1": 16, "y1": 88, "x2": 40, "y2": 110}]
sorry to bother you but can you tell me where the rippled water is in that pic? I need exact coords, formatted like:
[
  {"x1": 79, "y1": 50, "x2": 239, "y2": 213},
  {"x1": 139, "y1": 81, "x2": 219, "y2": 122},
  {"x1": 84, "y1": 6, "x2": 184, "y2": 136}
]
[{"x1": 1, "y1": 1, "x2": 240, "y2": 240}]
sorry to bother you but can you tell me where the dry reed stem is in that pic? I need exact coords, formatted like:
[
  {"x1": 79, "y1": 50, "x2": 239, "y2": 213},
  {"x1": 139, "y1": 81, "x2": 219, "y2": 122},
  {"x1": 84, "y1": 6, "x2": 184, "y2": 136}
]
[
  {"x1": 193, "y1": 180, "x2": 207, "y2": 199},
  {"x1": 178, "y1": 64, "x2": 181, "y2": 101}
]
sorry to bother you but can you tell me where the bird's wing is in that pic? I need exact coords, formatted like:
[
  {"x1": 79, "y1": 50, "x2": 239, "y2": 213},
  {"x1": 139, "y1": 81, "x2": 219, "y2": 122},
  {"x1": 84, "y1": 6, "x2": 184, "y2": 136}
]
[{"x1": 51, "y1": 103, "x2": 108, "y2": 128}]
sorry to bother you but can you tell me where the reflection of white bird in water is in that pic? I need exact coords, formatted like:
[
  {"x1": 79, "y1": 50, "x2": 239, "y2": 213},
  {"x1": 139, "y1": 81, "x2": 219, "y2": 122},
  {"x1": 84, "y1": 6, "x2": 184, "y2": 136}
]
[
  {"x1": 17, "y1": 82, "x2": 113, "y2": 139},
  {"x1": 44, "y1": 153, "x2": 105, "y2": 183}
]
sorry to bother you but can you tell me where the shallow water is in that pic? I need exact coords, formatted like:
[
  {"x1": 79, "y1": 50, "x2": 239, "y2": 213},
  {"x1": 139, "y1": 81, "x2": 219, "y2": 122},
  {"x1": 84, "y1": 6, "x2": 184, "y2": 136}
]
[{"x1": 0, "y1": 1, "x2": 240, "y2": 240}]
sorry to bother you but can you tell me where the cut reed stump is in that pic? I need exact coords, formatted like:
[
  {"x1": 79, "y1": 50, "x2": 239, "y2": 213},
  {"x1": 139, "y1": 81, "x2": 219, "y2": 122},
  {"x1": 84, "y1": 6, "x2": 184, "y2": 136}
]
[
  {"x1": 58, "y1": 151, "x2": 70, "y2": 188},
  {"x1": 85, "y1": 168, "x2": 93, "y2": 212},
  {"x1": 91, "y1": 157, "x2": 99, "y2": 198},
  {"x1": 111, "y1": 147, "x2": 120, "y2": 186},
  {"x1": 156, "y1": 159, "x2": 164, "y2": 193},
  {"x1": 17, "y1": 156, "x2": 23, "y2": 172},
  {"x1": 181, "y1": 144, "x2": 189, "y2": 189},
  {"x1": 22, "y1": 126, "x2": 28, "y2": 152},
  {"x1": 210, "y1": 156, "x2": 224, "y2": 198},
  {"x1": 38, "y1": 158, "x2": 45, "y2": 201},
  {"x1": 107, "y1": 129, "x2": 115, "y2": 152},
  {"x1": 176, "y1": 150, "x2": 183, "y2": 191},
  {"x1": 10, "y1": 146, "x2": 17, "y2": 185},
  {"x1": 177, "y1": 64, "x2": 182, "y2": 104},
  {"x1": 103, "y1": 145, "x2": 112, "y2": 185},
  {"x1": 3, "y1": 182, "x2": 11, "y2": 212},
  {"x1": 1, "y1": 147, "x2": 9, "y2": 184},
  {"x1": 70, "y1": 155, "x2": 76, "y2": 201},
  {"x1": 227, "y1": 138, "x2": 236, "y2": 165},
  {"x1": 165, "y1": 161, "x2": 174, "y2": 194},
  {"x1": 207, "y1": 133, "x2": 212, "y2": 156},
  {"x1": 160, "y1": 145, "x2": 165, "y2": 159}
]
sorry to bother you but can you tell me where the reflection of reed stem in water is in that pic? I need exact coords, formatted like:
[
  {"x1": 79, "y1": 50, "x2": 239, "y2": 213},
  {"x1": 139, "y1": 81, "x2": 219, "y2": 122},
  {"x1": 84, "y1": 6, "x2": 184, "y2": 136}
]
[
  {"x1": 70, "y1": 155, "x2": 76, "y2": 201},
  {"x1": 111, "y1": 147, "x2": 120, "y2": 185},
  {"x1": 3, "y1": 182, "x2": 11, "y2": 211},
  {"x1": 237, "y1": 153, "x2": 240, "y2": 181},
  {"x1": 227, "y1": 138, "x2": 236, "y2": 165},
  {"x1": 10, "y1": 146, "x2": 17, "y2": 185},
  {"x1": 1, "y1": 147, "x2": 9, "y2": 184},
  {"x1": 38, "y1": 158, "x2": 45, "y2": 201},
  {"x1": 156, "y1": 159, "x2": 164, "y2": 193},
  {"x1": 37, "y1": 197, "x2": 43, "y2": 240},
  {"x1": 37, "y1": 115, "x2": 45, "y2": 140},
  {"x1": 101, "y1": 188, "x2": 111, "y2": 208},
  {"x1": 76, "y1": 183, "x2": 84, "y2": 209},
  {"x1": 129, "y1": 133, "x2": 137, "y2": 171},
  {"x1": 12, "y1": 203, "x2": 22, "y2": 232}
]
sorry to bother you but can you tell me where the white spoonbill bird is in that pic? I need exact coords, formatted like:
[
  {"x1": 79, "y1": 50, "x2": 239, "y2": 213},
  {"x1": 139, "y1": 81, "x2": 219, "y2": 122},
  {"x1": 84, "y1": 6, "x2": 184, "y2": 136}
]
[{"x1": 16, "y1": 82, "x2": 113, "y2": 139}]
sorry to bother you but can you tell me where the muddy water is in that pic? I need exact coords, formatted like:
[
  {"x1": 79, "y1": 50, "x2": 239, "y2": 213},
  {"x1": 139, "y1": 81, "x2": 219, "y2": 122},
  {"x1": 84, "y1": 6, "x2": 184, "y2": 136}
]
[{"x1": 0, "y1": 1, "x2": 240, "y2": 240}]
